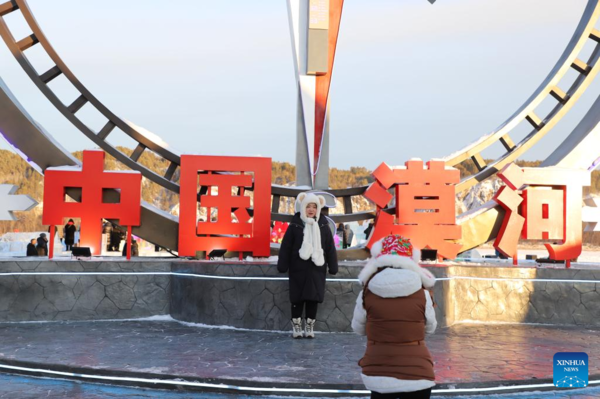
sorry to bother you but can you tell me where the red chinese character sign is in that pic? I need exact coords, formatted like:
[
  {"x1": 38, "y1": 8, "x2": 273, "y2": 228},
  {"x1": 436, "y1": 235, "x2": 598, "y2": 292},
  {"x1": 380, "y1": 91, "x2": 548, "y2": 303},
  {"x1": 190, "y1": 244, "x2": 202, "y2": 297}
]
[
  {"x1": 178, "y1": 155, "x2": 271, "y2": 257},
  {"x1": 494, "y1": 163, "x2": 590, "y2": 267},
  {"x1": 43, "y1": 150, "x2": 141, "y2": 257},
  {"x1": 364, "y1": 160, "x2": 462, "y2": 260}
]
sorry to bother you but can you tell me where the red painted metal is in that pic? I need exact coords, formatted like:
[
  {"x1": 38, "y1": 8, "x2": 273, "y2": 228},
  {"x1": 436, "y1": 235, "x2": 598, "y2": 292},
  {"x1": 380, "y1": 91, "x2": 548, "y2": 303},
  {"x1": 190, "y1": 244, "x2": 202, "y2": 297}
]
[
  {"x1": 43, "y1": 150, "x2": 141, "y2": 256},
  {"x1": 494, "y1": 164, "x2": 526, "y2": 265},
  {"x1": 365, "y1": 160, "x2": 461, "y2": 259},
  {"x1": 178, "y1": 155, "x2": 271, "y2": 257},
  {"x1": 127, "y1": 225, "x2": 132, "y2": 261},
  {"x1": 314, "y1": 0, "x2": 344, "y2": 172},
  {"x1": 493, "y1": 163, "x2": 590, "y2": 266},
  {"x1": 49, "y1": 225, "x2": 55, "y2": 259}
]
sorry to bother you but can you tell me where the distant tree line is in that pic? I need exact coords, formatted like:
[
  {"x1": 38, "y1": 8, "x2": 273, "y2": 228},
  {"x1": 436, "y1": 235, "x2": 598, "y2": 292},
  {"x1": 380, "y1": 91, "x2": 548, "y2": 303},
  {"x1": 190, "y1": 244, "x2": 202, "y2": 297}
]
[{"x1": 455, "y1": 158, "x2": 543, "y2": 178}]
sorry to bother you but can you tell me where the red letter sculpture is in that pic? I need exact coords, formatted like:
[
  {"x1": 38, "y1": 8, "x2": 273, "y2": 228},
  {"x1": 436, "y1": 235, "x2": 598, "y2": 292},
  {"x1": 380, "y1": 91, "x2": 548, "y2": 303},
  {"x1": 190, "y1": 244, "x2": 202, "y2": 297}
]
[
  {"x1": 494, "y1": 163, "x2": 590, "y2": 267},
  {"x1": 43, "y1": 150, "x2": 141, "y2": 257},
  {"x1": 178, "y1": 155, "x2": 271, "y2": 257},
  {"x1": 364, "y1": 160, "x2": 462, "y2": 260},
  {"x1": 493, "y1": 164, "x2": 526, "y2": 264}
]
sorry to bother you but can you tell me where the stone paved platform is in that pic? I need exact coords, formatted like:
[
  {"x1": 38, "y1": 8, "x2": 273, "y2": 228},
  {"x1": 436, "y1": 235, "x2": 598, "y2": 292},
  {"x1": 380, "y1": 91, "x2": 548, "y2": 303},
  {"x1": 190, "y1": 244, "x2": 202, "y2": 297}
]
[{"x1": 0, "y1": 319, "x2": 598, "y2": 396}]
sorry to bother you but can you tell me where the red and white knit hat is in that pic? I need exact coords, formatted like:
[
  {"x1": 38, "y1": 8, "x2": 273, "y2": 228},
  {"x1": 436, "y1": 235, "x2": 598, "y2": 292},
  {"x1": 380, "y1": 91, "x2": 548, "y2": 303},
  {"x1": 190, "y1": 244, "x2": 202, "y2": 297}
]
[{"x1": 358, "y1": 234, "x2": 436, "y2": 288}]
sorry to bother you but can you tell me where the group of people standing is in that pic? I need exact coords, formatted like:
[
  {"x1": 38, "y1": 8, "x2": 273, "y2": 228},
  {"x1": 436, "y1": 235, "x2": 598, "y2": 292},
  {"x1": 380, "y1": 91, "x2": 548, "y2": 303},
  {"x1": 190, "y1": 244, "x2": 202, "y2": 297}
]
[
  {"x1": 103, "y1": 221, "x2": 139, "y2": 256},
  {"x1": 335, "y1": 220, "x2": 375, "y2": 249},
  {"x1": 336, "y1": 222, "x2": 354, "y2": 249},
  {"x1": 27, "y1": 219, "x2": 139, "y2": 256},
  {"x1": 25, "y1": 219, "x2": 138, "y2": 257},
  {"x1": 26, "y1": 219, "x2": 77, "y2": 256},
  {"x1": 278, "y1": 193, "x2": 436, "y2": 398},
  {"x1": 103, "y1": 221, "x2": 124, "y2": 252},
  {"x1": 26, "y1": 233, "x2": 48, "y2": 256}
]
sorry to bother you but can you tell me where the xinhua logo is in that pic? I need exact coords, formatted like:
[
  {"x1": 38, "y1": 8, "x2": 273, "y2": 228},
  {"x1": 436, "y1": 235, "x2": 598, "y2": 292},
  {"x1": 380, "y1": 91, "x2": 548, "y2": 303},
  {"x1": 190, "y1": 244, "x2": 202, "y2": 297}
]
[{"x1": 553, "y1": 352, "x2": 588, "y2": 388}]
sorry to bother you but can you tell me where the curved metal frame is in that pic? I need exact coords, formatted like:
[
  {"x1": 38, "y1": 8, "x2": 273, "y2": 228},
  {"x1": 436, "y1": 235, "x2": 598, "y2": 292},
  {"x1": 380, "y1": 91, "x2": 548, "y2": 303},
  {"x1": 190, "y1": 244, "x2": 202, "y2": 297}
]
[
  {"x1": 0, "y1": 0, "x2": 374, "y2": 224},
  {"x1": 444, "y1": 0, "x2": 600, "y2": 193},
  {"x1": 0, "y1": 0, "x2": 181, "y2": 192},
  {"x1": 0, "y1": 78, "x2": 180, "y2": 250}
]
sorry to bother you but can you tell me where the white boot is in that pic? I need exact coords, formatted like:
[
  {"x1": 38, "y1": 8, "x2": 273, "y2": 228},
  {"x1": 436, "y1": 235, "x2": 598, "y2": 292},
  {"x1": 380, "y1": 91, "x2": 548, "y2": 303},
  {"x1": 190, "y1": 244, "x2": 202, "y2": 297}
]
[
  {"x1": 305, "y1": 318, "x2": 316, "y2": 339},
  {"x1": 291, "y1": 318, "x2": 303, "y2": 338}
]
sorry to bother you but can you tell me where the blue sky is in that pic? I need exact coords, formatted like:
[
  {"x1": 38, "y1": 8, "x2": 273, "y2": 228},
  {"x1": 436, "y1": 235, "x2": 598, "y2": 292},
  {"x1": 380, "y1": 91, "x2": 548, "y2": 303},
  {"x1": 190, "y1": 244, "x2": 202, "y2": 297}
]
[{"x1": 0, "y1": 0, "x2": 594, "y2": 170}]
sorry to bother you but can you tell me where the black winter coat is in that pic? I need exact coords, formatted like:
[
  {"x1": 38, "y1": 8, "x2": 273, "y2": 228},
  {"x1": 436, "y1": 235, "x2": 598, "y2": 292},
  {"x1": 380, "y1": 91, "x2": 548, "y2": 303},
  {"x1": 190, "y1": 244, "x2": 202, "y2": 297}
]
[
  {"x1": 26, "y1": 243, "x2": 37, "y2": 256},
  {"x1": 63, "y1": 224, "x2": 76, "y2": 245},
  {"x1": 122, "y1": 241, "x2": 139, "y2": 257},
  {"x1": 36, "y1": 237, "x2": 48, "y2": 256},
  {"x1": 277, "y1": 213, "x2": 338, "y2": 303}
]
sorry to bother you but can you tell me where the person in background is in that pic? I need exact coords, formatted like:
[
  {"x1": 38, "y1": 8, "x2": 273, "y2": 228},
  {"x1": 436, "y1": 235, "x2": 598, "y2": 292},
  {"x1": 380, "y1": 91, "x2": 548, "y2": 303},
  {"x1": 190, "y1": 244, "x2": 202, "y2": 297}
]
[
  {"x1": 36, "y1": 233, "x2": 48, "y2": 256},
  {"x1": 109, "y1": 224, "x2": 123, "y2": 252},
  {"x1": 63, "y1": 219, "x2": 77, "y2": 251},
  {"x1": 103, "y1": 221, "x2": 113, "y2": 251},
  {"x1": 336, "y1": 223, "x2": 347, "y2": 248},
  {"x1": 494, "y1": 248, "x2": 508, "y2": 259},
  {"x1": 122, "y1": 238, "x2": 139, "y2": 257},
  {"x1": 364, "y1": 220, "x2": 374, "y2": 240},
  {"x1": 26, "y1": 239, "x2": 37, "y2": 256},
  {"x1": 47, "y1": 224, "x2": 57, "y2": 238},
  {"x1": 353, "y1": 235, "x2": 437, "y2": 399},
  {"x1": 75, "y1": 226, "x2": 81, "y2": 247},
  {"x1": 344, "y1": 224, "x2": 354, "y2": 249}
]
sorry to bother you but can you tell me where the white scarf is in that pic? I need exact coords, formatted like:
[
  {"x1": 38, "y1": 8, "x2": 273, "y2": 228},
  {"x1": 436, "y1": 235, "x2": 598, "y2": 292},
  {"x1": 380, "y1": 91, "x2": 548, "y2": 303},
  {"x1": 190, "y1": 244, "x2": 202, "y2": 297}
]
[
  {"x1": 299, "y1": 217, "x2": 324, "y2": 266},
  {"x1": 297, "y1": 193, "x2": 325, "y2": 266}
]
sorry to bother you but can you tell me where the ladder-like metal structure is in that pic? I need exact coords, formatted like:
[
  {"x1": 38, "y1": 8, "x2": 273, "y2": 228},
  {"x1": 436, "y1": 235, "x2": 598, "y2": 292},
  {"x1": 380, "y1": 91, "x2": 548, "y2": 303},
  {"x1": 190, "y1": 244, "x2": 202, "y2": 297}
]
[
  {"x1": 0, "y1": 0, "x2": 181, "y2": 192},
  {"x1": 443, "y1": 0, "x2": 600, "y2": 193}
]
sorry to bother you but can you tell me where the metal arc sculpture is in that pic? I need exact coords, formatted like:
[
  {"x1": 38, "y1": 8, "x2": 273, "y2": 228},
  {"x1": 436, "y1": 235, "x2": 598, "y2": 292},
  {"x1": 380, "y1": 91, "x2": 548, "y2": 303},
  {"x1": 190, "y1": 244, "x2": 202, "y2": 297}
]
[
  {"x1": 442, "y1": 0, "x2": 600, "y2": 193},
  {"x1": 1, "y1": 0, "x2": 600, "y2": 254}
]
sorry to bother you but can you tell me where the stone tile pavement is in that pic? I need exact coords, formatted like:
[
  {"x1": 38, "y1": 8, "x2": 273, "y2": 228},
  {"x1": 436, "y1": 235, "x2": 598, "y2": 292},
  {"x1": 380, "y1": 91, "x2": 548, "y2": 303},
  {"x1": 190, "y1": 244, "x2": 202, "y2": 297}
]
[{"x1": 0, "y1": 319, "x2": 598, "y2": 394}]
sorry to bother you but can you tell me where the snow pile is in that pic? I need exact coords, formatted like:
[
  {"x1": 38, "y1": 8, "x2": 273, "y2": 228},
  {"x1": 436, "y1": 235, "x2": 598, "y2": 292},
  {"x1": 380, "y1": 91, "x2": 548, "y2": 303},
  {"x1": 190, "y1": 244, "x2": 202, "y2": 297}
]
[{"x1": 456, "y1": 178, "x2": 503, "y2": 214}]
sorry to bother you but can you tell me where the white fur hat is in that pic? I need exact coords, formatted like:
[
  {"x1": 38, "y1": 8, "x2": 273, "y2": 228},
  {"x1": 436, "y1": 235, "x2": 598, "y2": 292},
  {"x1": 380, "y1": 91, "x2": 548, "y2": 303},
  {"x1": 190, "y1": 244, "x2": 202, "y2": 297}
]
[
  {"x1": 359, "y1": 235, "x2": 436, "y2": 288},
  {"x1": 297, "y1": 192, "x2": 326, "y2": 223}
]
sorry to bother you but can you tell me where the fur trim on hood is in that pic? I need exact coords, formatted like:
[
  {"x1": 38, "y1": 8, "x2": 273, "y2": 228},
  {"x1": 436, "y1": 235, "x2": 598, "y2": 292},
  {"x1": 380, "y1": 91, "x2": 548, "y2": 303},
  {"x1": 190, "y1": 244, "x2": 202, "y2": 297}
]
[
  {"x1": 360, "y1": 237, "x2": 435, "y2": 288},
  {"x1": 297, "y1": 192, "x2": 325, "y2": 223}
]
